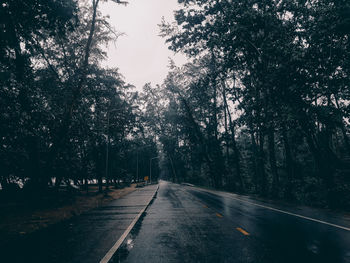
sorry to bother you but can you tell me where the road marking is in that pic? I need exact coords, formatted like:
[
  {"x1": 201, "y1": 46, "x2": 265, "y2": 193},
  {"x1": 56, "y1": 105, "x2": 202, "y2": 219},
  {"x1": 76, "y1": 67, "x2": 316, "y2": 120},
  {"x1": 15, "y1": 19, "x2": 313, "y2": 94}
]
[
  {"x1": 200, "y1": 189, "x2": 350, "y2": 232},
  {"x1": 216, "y1": 212, "x2": 223, "y2": 218},
  {"x1": 100, "y1": 185, "x2": 159, "y2": 263},
  {"x1": 236, "y1": 227, "x2": 250, "y2": 236}
]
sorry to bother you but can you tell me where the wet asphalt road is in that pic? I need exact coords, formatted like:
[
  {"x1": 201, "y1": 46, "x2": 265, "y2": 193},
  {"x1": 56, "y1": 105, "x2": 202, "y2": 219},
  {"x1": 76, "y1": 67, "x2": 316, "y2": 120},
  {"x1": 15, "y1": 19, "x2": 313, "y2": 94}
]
[
  {"x1": 114, "y1": 180, "x2": 350, "y2": 263},
  {"x1": 1, "y1": 185, "x2": 158, "y2": 263}
]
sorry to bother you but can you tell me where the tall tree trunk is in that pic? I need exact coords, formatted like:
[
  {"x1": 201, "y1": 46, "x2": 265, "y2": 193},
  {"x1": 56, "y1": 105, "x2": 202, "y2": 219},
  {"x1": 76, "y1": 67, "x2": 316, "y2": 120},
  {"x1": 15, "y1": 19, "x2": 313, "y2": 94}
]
[
  {"x1": 298, "y1": 108, "x2": 338, "y2": 206},
  {"x1": 250, "y1": 131, "x2": 259, "y2": 193},
  {"x1": 169, "y1": 155, "x2": 177, "y2": 183},
  {"x1": 82, "y1": 148, "x2": 89, "y2": 193},
  {"x1": 281, "y1": 124, "x2": 295, "y2": 200},
  {"x1": 258, "y1": 130, "x2": 267, "y2": 196},
  {"x1": 223, "y1": 97, "x2": 229, "y2": 188},
  {"x1": 268, "y1": 127, "x2": 279, "y2": 197},
  {"x1": 222, "y1": 83, "x2": 244, "y2": 192},
  {"x1": 340, "y1": 125, "x2": 350, "y2": 155},
  {"x1": 48, "y1": 0, "x2": 100, "y2": 185},
  {"x1": 179, "y1": 95, "x2": 222, "y2": 188},
  {"x1": 333, "y1": 94, "x2": 350, "y2": 155},
  {"x1": 98, "y1": 175, "x2": 103, "y2": 193}
]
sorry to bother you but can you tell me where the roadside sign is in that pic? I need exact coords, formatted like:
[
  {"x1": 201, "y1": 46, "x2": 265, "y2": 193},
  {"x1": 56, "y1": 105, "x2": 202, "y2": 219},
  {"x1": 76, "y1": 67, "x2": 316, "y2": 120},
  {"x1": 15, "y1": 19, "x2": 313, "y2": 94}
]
[{"x1": 144, "y1": 176, "x2": 149, "y2": 181}]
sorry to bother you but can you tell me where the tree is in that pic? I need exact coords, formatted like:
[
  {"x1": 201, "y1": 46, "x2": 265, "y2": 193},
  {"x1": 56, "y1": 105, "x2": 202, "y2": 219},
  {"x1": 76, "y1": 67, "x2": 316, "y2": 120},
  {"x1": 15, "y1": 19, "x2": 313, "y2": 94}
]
[{"x1": 158, "y1": 0, "x2": 350, "y2": 207}]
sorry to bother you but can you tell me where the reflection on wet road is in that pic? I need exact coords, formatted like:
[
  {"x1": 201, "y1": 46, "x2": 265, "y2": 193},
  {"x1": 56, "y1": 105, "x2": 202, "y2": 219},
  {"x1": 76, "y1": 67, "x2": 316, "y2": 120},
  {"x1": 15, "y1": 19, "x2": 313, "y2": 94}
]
[{"x1": 116, "y1": 181, "x2": 350, "y2": 263}]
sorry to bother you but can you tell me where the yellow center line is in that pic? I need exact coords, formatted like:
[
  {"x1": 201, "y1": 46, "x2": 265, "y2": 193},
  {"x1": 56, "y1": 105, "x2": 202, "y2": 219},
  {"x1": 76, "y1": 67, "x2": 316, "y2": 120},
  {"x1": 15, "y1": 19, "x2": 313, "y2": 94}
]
[
  {"x1": 216, "y1": 213, "x2": 223, "y2": 218},
  {"x1": 236, "y1": 227, "x2": 250, "y2": 236}
]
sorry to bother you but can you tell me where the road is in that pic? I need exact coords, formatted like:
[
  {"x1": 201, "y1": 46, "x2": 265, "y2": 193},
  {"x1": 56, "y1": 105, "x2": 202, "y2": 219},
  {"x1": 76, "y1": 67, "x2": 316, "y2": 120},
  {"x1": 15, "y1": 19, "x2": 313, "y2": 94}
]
[{"x1": 111, "y1": 180, "x2": 350, "y2": 263}]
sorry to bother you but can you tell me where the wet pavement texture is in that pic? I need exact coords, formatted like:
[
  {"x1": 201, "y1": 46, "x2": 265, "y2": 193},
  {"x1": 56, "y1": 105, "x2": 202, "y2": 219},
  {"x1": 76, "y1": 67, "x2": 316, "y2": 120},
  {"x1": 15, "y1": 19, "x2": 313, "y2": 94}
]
[
  {"x1": 115, "y1": 181, "x2": 350, "y2": 263},
  {"x1": 1, "y1": 184, "x2": 158, "y2": 263}
]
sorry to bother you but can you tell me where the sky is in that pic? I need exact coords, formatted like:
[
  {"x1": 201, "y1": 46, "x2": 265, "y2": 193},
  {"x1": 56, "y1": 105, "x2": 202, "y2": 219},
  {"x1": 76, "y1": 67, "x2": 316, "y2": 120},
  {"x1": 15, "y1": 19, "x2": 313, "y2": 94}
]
[{"x1": 100, "y1": 0, "x2": 188, "y2": 89}]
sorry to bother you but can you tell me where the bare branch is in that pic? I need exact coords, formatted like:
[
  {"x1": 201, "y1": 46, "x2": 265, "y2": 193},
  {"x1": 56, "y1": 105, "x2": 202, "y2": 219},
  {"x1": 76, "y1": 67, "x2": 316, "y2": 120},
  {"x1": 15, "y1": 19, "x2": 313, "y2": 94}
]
[{"x1": 110, "y1": 0, "x2": 129, "y2": 6}]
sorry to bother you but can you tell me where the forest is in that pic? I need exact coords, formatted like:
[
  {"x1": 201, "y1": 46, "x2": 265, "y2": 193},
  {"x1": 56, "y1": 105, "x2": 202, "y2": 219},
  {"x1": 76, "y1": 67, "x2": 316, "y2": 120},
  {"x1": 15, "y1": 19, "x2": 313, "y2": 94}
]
[
  {"x1": 0, "y1": 0, "x2": 159, "y2": 198},
  {"x1": 1, "y1": 0, "x2": 350, "y2": 209}
]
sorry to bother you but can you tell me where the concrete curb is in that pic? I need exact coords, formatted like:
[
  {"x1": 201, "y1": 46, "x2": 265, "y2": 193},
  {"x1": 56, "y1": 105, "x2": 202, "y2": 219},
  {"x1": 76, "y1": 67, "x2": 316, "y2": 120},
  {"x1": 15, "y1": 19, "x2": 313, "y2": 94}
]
[{"x1": 99, "y1": 184, "x2": 159, "y2": 263}]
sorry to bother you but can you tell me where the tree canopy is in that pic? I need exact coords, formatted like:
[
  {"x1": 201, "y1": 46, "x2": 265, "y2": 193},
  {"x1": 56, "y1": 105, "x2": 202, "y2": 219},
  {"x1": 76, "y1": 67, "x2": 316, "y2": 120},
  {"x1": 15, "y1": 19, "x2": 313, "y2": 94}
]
[
  {"x1": 1, "y1": 0, "x2": 349, "y2": 210},
  {"x1": 0, "y1": 0, "x2": 159, "y2": 196},
  {"x1": 152, "y1": 0, "x2": 350, "y2": 208}
]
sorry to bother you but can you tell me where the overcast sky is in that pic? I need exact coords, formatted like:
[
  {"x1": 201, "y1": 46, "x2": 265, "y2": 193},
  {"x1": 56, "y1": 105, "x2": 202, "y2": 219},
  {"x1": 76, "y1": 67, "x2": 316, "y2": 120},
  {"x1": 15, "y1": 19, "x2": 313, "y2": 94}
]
[{"x1": 100, "y1": 0, "x2": 188, "y2": 89}]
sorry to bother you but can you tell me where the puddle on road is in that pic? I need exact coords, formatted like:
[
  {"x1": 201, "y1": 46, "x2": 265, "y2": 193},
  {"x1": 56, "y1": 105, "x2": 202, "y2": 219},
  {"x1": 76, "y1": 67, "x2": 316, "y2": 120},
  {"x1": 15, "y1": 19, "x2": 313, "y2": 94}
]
[
  {"x1": 109, "y1": 193, "x2": 157, "y2": 262},
  {"x1": 109, "y1": 211, "x2": 147, "y2": 263}
]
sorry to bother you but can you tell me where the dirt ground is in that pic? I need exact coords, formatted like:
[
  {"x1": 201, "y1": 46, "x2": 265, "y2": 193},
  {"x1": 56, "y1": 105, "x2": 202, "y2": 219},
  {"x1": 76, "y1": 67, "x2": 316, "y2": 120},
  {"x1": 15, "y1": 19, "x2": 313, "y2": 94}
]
[{"x1": 0, "y1": 184, "x2": 136, "y2": 245}]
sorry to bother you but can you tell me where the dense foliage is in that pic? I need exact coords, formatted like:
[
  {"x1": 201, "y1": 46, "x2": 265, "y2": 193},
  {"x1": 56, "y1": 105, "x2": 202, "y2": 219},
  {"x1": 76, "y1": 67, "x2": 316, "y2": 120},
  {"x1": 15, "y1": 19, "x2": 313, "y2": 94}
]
[
  {"x1": 153, "y1": 0, "x2": 350, "y2": 208},
  {"x1": 1, "y1": 0, "x2": 349, "y2": 210},
  {"x1": 0, "y1": 0, "x2": 158, "y2": 196}
]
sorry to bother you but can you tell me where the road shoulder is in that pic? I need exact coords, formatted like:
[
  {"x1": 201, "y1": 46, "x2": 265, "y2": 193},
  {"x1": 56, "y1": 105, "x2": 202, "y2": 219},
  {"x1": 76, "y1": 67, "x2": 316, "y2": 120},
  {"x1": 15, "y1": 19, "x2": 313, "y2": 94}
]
[{"x1": 184, "y1": 183, "x2": 350, "y2": 230}]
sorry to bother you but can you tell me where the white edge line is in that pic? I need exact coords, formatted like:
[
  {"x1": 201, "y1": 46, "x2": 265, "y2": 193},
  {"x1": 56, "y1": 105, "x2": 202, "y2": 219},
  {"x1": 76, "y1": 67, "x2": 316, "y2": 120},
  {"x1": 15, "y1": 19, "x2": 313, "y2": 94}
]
[
  {"x1": 194, "y1": 187, "x2": 350, "y2": 232},
  {"x1": 99, "y1": 185, "x2": 159, "y2": 263}
]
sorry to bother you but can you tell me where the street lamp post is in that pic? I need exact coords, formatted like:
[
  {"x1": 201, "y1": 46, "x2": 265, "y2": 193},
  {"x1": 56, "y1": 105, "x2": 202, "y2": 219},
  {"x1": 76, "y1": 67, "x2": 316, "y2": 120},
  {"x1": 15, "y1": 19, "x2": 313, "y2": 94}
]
[{"x1": 149, "y1": 156, "x2": 159, "y2": 184}]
